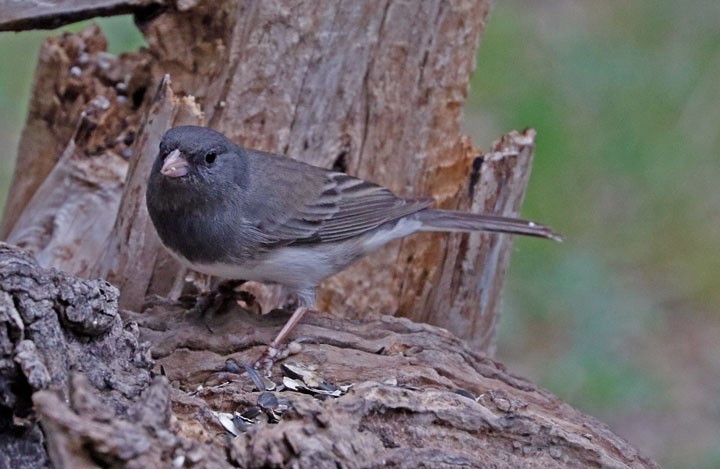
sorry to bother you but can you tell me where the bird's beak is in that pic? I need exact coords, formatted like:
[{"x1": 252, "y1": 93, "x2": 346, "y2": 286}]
[{"x1": 160, "y1": 149, "x2": 188, "y2": 178}]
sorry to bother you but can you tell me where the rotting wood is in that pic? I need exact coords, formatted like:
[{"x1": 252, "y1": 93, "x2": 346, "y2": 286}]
[
  {"x1": 415, "y1": 130, "x2": 539, "y2": 353},
  {"x1": 1, "y1": 24, "x2": 153, "y2": 253}
]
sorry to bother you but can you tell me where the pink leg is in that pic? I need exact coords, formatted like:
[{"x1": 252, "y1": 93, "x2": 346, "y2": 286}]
[
  {"x1": 269, "y1": 306, "x2": 308, "y2": 350},
  {"x1": 255, "y1": 306, "x2": 310, "y2": 370}
]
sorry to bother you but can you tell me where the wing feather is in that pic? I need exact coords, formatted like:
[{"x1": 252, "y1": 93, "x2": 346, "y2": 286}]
[{"x1": 257, "y1": 172, "x2": 432, "y2": 247}]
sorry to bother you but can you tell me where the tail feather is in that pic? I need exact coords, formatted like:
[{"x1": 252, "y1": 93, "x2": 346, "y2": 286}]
[{"x1": 415, "y1": 209, "x2": 562, "y2": 242}]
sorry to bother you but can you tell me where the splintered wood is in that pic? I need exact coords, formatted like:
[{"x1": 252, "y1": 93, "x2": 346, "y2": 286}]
[{"x1": 3, "y1": 25, "x2": 151, "y2": 275}]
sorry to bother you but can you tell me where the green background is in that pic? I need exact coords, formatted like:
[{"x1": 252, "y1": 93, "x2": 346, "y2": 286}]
[{"x1": 1, "y1": 2, "x2": 718, "y2": 467}]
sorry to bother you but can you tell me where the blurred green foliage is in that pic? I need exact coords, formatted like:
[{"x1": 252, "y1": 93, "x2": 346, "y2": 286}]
[
  {"x1": 468, "y1": 2, "x2": 720, "y2": 466},
  {"x1": 1, "y1": 3, "x2": 718, "y2": 467}
]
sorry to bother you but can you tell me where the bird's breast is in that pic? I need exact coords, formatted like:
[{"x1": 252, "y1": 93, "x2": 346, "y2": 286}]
[
  {"x1": 174, "y1": 244, "x2": 340, "y2": 289},
  {"x1": 149, "y1": 203, "x2": 252, "y2": 265}
]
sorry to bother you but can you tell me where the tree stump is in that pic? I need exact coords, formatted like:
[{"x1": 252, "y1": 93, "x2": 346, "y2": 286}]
[{"x1": 0, "y1": 1, "x2": 658, "y2": 467}]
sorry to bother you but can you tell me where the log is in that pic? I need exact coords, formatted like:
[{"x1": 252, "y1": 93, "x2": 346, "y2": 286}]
[{"x1": 0, "y1": 243, "x2": 658, "y2": 468}]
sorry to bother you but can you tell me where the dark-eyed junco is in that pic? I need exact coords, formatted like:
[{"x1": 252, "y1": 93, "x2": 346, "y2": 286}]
[{"x1": 146, "y1": 126, "x2": 560, "y2": 363}]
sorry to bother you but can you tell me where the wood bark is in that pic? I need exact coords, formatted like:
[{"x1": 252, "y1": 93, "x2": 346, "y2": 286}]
[{"x1": 0, "y1": 243, "x2": 657, "y2": 468}]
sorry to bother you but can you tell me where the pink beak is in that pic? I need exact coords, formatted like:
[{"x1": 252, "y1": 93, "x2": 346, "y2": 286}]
[{"x1": 160, "y1": 149, "x2": 188, "y2": 178}]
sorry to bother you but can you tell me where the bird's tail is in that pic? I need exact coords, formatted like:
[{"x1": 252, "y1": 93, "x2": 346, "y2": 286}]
[{"x1": 415, "y1": 209, "x2": 562, "y2": 242}]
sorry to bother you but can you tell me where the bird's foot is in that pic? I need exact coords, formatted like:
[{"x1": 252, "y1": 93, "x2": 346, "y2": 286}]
[
  {"x1": 181, "y1": 279, "x2": 252, "y2": 331},
  {"x1": 254, "y1": 340, "x2": 303, "y2": 375},
  {"x1": 254, "y1": 306, "x2": 310, "y2": 373}
]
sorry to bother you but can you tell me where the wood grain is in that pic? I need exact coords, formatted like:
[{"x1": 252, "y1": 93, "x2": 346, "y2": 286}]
[{"x1": 91, "y1": 76, "x2": 204, "y2": 311}]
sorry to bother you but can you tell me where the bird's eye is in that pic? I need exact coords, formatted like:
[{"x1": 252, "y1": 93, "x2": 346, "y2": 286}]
[{"x1": 205, "y1": 150, "x2": 217, "y2": 165}]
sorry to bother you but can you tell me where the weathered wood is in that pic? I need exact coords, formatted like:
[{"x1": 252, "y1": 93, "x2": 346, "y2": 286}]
[
  {"x1": 0, "y1": 0, "x2": 167, "y2": 32},
  {"x1": 92, "y1": 76, "x2": 203, "y2": 311},
  {"x1": 0, "y1": 24, "x2": 152, "y2": 248},
  {"x1": 416, "y1": 130, "x2": 539, "y2": 353},
  {"x1": 2, "y1": 25, "x2": 112, "y2": 238},
  {"x1": 5, "y1": 135, "x2": 127, "y2": 278},
  {"x1": 0, "y1": 243, "x2": 658, "y2": 468}
]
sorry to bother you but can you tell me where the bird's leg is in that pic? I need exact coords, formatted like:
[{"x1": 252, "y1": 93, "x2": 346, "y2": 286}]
[
  {"x1": 269, "y1": 306, "x2": 309, "y2": 351},
  {"x1": 254, "y1": 306, "x2": 309, "y2": 372},
  {"x1": 254, "y1": 288, "x2": 315, "y2": 371}
]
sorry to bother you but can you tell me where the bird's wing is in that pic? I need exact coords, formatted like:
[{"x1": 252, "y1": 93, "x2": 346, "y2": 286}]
[{"x1": 252, "y1": 172, "x2": 434, "y2": 247}]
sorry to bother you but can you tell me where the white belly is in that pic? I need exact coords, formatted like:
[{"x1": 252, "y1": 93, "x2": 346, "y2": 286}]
[
  {"x1": 184, "y1": 245, "x2": 338, "y2": 289},
  {"x1": 169, "y1": 216, "x2": 423, "y2": 289}
]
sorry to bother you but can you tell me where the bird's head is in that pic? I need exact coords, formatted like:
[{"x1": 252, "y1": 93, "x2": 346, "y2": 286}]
[
  {"x1": 153, "y1": 126, "x2": 235, "y2": 182},
  {"x1": 148, "y1": 126, "x2": 249, "y2": 213}
]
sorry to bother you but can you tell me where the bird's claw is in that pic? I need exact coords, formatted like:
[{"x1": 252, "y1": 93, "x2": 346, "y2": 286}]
[
  {"x1": 254, "y1": 345, "x2": 283, "y2": 375},
  {"x1": 253, "y1": 341, "x2": 303, "y2": 375},
  {"x1": 182, "y1": 279, "x2": 250, "y2": 331}
]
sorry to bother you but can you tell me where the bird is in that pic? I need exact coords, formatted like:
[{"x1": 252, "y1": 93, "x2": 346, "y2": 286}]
[{"x1": 146, "y1": 125, "x2": 560, "y2": 365}]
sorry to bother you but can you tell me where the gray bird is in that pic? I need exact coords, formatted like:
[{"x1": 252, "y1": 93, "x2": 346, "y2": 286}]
[{"x1": 146, "y1": 126, "x2": 560, "y2": 361}]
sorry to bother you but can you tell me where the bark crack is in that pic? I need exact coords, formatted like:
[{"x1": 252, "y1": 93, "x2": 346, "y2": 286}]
[
  {"x1": 356, "y1": 0, "x2": 392, "y2": 170},
  {"x1": 208, "y1": 1, "x2": 260, "y2": 129}
]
